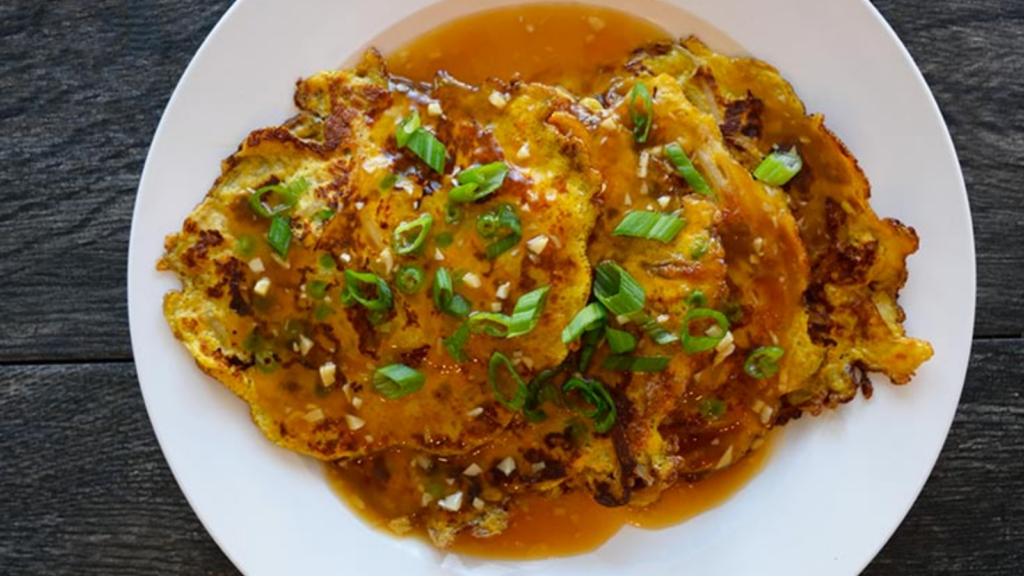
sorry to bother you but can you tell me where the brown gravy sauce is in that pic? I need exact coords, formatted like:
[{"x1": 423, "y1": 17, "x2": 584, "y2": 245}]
[{"x1": 328, "y1": 3, "x2": 773, "y2": 559}]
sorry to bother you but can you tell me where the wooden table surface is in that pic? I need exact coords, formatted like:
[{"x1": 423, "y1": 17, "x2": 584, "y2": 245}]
[{"x1": 1, "y1": 0, "x2": 1021, "y2": 574}]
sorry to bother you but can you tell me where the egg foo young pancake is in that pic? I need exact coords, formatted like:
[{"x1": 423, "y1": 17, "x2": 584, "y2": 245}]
[{"x1": 159, "y1": 34, "x2": 931, "y2": 552}]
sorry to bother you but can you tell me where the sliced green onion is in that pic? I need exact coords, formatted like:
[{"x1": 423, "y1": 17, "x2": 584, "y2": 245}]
[
  {"x1": 629, "y1": 82, "x2": 653, "y2": 144},
  {"x1": 476, "y1": 211, "x2": 500, "y2": 238},
  {"x1": 447, "y1": 294, "x2": 471, "y2": 317},
  {"x1": 680, "y1": 308, "x2": 730, "y2": 354},
  {"x1": 236, "y1": 235, "x2": 255, "y2": 256},
  {"x1": 307, "y1": 280, "x2": 328, "y2": 300},
  {"x1": 315, "y1": 208, "x2": 335, "y2": 223},
  {"x1": 753, "y1": 148, "x2": 802, "y2": 186},
  {"x1": 395, "y1": 110, "x2": 421, "y2": 148},
  {"x1": 690, "y1": 235, "x2": 710, "y2": 260},
  {"x1": 722, "y1": 301, "x2": 745, "y2": 324},
  {"x1": 563, "y1": 377, "x2": 616, "y2": 433},
  {"x1": 393, "y1": 214, "x2": 434, "y2": 255},
  {"x1": 254, "y1": 350, "x2": 278, "y2": 374},
  {"x1": 249, "y1": 178, "x2": 309, "y2": 218},
  {"x1": 637, "y1": 315, "x2": 679, "y2": 345},
  {"x1": 483, "y1": 203, "x2": 521, "y2": 260},
  {"x1": 488, "y1": 351, "x2": 528, "y2": 411},
  {"x1": 524, "y1": 367, "x2": 564, "y2": 423},
  {"x1": 314, "y1": 303, "x2": 334, "y2": 320},
  {"x1": 468, "y1": 312, "x2": 513, "y2": 337},
  {"x1": 612, "y1": 211, "x2": 686, "y2": 243},
  {"x1": 395, "y1": 264, "x2": 426, "y2": 294},
  {"x1": 373, "y1": 363, "x2": 425, "y2": 399},
  {"x1": 443, "y1": 322, "x2": 470, "y2": 362},
  {"x1": 242, "y1": 330, "x2": 261, "y2": 352},
  {"x1": 435, "y1": 231, "x2": 454, "y2": 248},
  {"x1": 450, "y1": 162, "x2": 509, "y2": 202},
  {"x1": 319, "y1": 253, "x2": 336, "y2": 270},
  {"x1": 406, "y1": 128, "x2": 447, "y2": 174},
  {"x1": 432, "y1": 268, "x2": 470, "y2": 318},
  {"x1": 605, "y1": 327, "x2": 637, "y2": 354},
  {"x1": 444, "y1": 202, "x2": 463, "y2": 225},
  {"x1": 341, "y1": 270, "x2": 393, "y2": 312},
  {"x1": 507, "y1": 286, "x2": 550, "y2": 338},
  {"x1": 379, "y1": 172, "x2": 398, "y2": 191},
  {"x1": 562, "y1": 303, "x2": 608, "y2": 343},
  {"x1": 449, "y1": 183, "x2": 479, "y2": 203},
  {"x1": 686, "y1": 289, "x2": 706, "y2": 308},
  {"x1": 602, "y1": 355, "x2": 671, "y2": 372},
  {"x1": 699, "y1": 397, "x2": 727, "y2": 420},
  {"x1": 665, "y1": 143, "x2": 711, "y2": 195},
  {"x1": 578, "y1": 327, "x2": 605, "y2": 372},
  {"x1": 593, "y1": 261, "x2": 646, "y2": 317},
  {"x1": 267, "y1": 215, "x2": 292, "y2": 257},
  {"x1": 744, "y1": 346, "x2": 785, "y2": 379}
]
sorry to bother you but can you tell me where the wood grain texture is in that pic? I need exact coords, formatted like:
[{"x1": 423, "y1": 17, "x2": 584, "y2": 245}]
[
  {"x1": 0, "y1": 0, "x2": 1019, "y2": 364},
  {"x1": 1, "y1": 341, "x2": 1020, "y2": 575},
  {"x1": 0, "y1": 0, "x2": 230, "y2": 362}
]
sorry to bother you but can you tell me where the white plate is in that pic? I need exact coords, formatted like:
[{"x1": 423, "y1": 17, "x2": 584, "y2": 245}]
[{"x1": 127, "y1": 0, "x2": 974, "y2": 575}]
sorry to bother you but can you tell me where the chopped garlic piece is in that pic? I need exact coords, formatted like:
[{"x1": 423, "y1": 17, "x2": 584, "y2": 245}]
[
  {"x1": 248, "y1": 258, "x2": 265, "y2": 273},
  {"x1": 427, "y1": 101, "x2": 443, "y2": 117},
  {"x1": 302, "y1": 408, "x2": 324, "y2": 423},
  {"x1": 489, "y1": 91, "x2": 508, "y2": 109},
  {"x1": 298, "y1": 335, "x2": 314, "y2": 356},
  {"x1": 517, "y1": 142, "x2": 530, "y2": 160},
  {"x1": 715, "y1": 446, "x2": 735, "y2": 470},
  {"x1": 434, "y1": 248, "x2": 445, "y2": 261},
  {"x1": 472, "y1": 497, "x2": 485, "y2": 510},
  {"x1": 462, "y1": 463, "x2": 482, "y2": 477},
  {"x1": 462, "y1": 272, "x2": 482, "y2": 289},
  {"x1": 496, "y1": 282, "x2": 511, "y2": 300},
  {"x1": 351, "y1": 396, "x2": 363, "y2": 409},
  {"x1": 497, "y1": 456, "x2": 517, "y2": 476},
  {"x1": 657, "y1": 195, "x2": 671, "y2": 208},
  {"x1": 526, "y1": 235, "x2": 549, "y2": 254},
  {"x1": 379, "y1": 247, "x2": 394, "y2": 275},
  {"x1": 531, "y1": 461, "x2": 547, "y2": 474},
  {"x1": 253, "y1": 277, "x2": 271, "y2": 296},
  {"x1": 656, "y1": 314, "x2": 670, "y2": 324},
  {"x1": 638, "y1": 150, "x2": 650, "y2": 178},
  {"x1": 344, "y1": 414, "x2": 366, "y2": 431},
  {"x1": 438, "y1": 491, "x2": 464, "y2": 512},
  {"x1": 319, "y1": 362, "x2": 337, "y2": 387},
  {"x1": 466, "y1": 406, "x2": 484, "y2": 418},
  {"x1": 490, "y1": 302, "x2": 503, "y2": 312}
]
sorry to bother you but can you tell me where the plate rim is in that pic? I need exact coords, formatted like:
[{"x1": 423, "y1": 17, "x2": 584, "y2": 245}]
[{"x1": 127, "y1": 0, "x2": 975, "y2": 574}]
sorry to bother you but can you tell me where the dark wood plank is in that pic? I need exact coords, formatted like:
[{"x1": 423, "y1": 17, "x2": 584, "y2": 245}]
[
  {"x1": 2, "y1": 340, "x2": 1021, "y2": 574},
  {"x1": 0, "y1": 0, "x2": 1019, "y2": 364},
  {"x1": 872, "y1": 0, "x2": 1024, "y2": 338},
  {"x1": 0, "y1": 0, "x2": 234, "y2": 363},
  {"x1": 0, "y1": 362, "x2": 235, "y2": 575}
]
